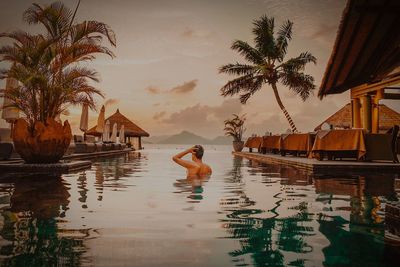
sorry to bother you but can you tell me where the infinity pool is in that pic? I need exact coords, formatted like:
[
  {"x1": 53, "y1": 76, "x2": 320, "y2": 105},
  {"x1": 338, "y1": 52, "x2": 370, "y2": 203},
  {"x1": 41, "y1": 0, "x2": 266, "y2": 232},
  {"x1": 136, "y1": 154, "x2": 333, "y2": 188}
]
[{"x1": 0, "y1": 145, "x2": 398, "y2": 266}]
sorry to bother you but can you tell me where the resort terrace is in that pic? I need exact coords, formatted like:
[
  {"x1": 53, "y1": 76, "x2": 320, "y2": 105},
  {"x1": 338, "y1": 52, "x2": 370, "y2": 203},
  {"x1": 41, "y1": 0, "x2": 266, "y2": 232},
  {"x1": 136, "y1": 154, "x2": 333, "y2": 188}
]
[{"x1": 235, "y1": 0, "x2": 400, "y2": 173}]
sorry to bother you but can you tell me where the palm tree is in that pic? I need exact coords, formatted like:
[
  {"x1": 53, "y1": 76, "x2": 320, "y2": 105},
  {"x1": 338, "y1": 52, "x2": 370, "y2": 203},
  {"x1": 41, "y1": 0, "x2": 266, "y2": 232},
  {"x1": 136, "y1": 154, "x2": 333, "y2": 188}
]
[
  {"x1": 0, "y1": 1, "x2": 116, "y2": 163},
  {"x1": 219, "y1": 15, "x2": 316, "y2": 132},
  {"x1": 0, "y1": 1, "x2": 116, "y2": 130}
]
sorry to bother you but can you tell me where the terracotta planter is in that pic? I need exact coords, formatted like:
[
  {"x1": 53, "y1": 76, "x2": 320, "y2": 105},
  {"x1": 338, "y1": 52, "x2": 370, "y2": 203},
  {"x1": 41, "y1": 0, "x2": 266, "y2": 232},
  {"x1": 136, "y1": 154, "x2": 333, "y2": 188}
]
[
  {"x1": 232, "y1": 140, "x2": 244, "y2": 152},
  {"x1": 12, "y1": 118, "x2": 72, "y2": 163}
]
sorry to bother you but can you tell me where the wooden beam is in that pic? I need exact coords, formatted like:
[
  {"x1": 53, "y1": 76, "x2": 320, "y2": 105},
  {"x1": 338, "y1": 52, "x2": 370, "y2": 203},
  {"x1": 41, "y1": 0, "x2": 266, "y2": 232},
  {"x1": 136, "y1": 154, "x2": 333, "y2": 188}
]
[
  {"x1": 350, "y1": 75, "x2": 400, "y2": 98},
  {"x1": 384, "y1": 93, "x2": 400, "y2": 100}
]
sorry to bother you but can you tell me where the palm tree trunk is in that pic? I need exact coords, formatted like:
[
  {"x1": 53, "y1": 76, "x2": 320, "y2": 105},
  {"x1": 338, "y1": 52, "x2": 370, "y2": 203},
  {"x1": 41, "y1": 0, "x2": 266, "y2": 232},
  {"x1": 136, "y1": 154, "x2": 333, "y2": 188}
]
[{"x1": 271, "y1": 83, "x2": 298, "y2": 132}]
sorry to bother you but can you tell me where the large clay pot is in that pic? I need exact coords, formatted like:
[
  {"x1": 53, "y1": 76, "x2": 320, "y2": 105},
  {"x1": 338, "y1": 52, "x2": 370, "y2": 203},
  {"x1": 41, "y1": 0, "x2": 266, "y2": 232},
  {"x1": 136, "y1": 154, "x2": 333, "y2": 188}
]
[
  {"x1": 233, "y1": 140, "x2": 244, "y2": 152},
  {"x1": 12, "y1": 118, "x2": 72, "y2": 163}
]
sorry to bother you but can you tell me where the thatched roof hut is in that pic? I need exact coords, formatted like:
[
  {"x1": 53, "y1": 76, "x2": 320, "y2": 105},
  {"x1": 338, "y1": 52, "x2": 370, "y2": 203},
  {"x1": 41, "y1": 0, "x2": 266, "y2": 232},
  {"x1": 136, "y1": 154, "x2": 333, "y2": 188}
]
[
  {"x1": 86, "y1": 109, "x2": 149, "y2": 137},
  {"x1": 314, "y1": 103, "x2": 400, "y2": 132},
  {"x1": 318, "y1": 0, "x2": 400, "y2": 98}
]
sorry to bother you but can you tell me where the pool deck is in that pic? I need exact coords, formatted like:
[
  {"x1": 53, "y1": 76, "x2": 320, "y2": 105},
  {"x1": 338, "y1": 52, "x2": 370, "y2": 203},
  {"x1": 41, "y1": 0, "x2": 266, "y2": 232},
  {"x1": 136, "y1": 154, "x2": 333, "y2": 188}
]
[
  {"x1": 0, "y1": 148, "x2": 134, "y2": 173},
  {"x1": 233, "y1": 151, "x2": 400, "y2": 173}
]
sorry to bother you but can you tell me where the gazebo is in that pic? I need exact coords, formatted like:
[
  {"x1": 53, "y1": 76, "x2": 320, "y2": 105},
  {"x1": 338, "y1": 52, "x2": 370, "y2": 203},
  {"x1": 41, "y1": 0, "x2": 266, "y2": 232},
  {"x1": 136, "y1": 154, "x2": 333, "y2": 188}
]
[
  {"x1": 314, "y1": 103, "x2": 400, "y2": 133},
  {"x1": 318, "y1": 0, "x2": 400, "y2": 133},
  {"x1": 86, "y1": 109, "x2": 149, "y2": 150}
]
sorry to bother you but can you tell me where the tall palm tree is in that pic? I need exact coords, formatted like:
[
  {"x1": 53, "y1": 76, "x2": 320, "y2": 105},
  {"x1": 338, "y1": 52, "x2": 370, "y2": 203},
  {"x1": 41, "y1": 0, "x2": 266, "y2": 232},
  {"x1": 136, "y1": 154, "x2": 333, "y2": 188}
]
[
  {"x1": 0, "y1": 1, "x2": 116, "y2": 130},
  {"x1": 219, "y1": 15, "x2": 316, "y2": 132}
]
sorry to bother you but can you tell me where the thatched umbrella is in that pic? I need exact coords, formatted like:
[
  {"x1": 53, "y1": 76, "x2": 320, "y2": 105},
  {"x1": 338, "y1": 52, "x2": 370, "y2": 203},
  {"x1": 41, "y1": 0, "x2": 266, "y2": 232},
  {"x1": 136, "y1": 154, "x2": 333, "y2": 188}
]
[
  {"x1": 96, "y1": 105, "x2": 105, "y2": 134},
  {"x1": 79, "y1": 103, "x2": 89, "y2": 133},
  {"x1": 119, "y1": 125, "x2": 125, "y2": 143},
  {"x1": 110, "y1": 122, "x2": 117, "y2": 142},
  {"x1": 85, "y1": 109, "x2": 149, "y2": 149},
  {"x1": 1, "y1": 78, "x2": 20, "y2": 135},
  {"x1": 103, "y1": 120, "x2": 110, "y2": 142}
]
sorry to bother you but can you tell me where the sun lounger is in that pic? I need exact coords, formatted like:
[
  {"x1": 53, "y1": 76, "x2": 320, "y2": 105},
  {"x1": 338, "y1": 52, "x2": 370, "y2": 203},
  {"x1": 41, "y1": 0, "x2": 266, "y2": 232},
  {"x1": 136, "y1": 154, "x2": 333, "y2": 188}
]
[
  {"x1": 75, "y1": 143, "x2": 97, "y2": 154},
  {"x1": 100, "y1": 143, "x2": 113, "y2": 151},
  {"x1": 65, "y1": 142, "x2": 76, "y2": 155},
  {"x1": 0, "y1": 142, "x2": 13, "y2": 160},
  {"x1": 365, "y1": 125, "x2": 399, "y2": 163}
]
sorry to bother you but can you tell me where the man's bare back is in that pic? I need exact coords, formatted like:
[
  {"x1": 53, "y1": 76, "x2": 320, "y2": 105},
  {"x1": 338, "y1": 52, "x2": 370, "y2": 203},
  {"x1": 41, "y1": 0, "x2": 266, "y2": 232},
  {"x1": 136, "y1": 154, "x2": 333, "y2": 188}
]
[{"x1": 172, "y1": 145, "x2": 212, "y2": 177}]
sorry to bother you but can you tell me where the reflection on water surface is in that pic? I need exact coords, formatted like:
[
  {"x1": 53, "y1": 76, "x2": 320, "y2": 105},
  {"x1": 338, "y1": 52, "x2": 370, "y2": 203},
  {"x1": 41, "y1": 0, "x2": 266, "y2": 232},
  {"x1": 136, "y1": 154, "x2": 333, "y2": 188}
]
[{"x1": 0, "y1": 146, "x2": 398, "y2": 266}]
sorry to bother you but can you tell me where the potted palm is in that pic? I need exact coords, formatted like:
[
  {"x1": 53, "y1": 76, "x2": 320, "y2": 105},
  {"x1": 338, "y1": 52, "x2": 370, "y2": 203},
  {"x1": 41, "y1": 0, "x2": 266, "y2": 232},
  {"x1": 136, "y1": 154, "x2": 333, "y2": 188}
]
[
  {"x1": 224, "y1": 114, "x2": 246, "y2": 152},
  {"x1": 0, "y1": 1, "x2": 116, "y2": 163}
]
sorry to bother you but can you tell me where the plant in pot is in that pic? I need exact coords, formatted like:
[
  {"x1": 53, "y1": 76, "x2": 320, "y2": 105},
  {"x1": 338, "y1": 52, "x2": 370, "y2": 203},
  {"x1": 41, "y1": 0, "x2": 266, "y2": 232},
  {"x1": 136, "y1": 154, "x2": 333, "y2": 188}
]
[
  {"x1": 224, "y1": 114, "x2": 246, "y2": 152},
  {"x1": 0, "y1": 1, "x2": 116, "y2": 163}
]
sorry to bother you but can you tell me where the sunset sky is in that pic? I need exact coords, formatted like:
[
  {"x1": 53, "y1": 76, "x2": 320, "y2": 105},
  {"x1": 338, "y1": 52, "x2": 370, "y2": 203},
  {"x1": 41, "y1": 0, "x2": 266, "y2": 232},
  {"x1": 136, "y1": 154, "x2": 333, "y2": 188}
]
[{"x1": 1, "y1": 0, "x2": 399, "y2": 138}]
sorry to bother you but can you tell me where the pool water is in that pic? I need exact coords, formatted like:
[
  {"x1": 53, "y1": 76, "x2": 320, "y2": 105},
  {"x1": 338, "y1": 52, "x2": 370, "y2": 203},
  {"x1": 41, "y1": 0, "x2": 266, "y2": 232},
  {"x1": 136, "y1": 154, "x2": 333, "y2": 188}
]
[{"x1": 0, "y1": 145, "x2": 398, "y2": 267}]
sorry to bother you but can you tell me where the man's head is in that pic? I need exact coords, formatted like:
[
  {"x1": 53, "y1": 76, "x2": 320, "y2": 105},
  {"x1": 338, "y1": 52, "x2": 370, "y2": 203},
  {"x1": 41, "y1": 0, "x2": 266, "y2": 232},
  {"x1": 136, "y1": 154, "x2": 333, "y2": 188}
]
[{"x1": 192, "y1": 145, "x2": 204, "y2": 160}]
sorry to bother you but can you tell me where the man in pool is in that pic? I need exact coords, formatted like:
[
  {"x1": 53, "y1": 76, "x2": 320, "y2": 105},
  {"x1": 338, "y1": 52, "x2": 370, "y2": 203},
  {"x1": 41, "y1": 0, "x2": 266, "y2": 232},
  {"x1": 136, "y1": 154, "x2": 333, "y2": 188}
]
[{"x1": 172, "y1": 145, "x2": 212, "y2": 177}]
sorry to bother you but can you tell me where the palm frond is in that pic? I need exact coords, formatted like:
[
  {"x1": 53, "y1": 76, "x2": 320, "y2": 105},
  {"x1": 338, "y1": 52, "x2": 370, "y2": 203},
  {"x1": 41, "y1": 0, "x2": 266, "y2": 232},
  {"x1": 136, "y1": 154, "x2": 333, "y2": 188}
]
[
  {"x1": 220, "y1": 74, "x2": 255, "y2": 97},
  {"x1": 252, "y1": 15, "x2": 276, "y2": 58},
  {"x1": 71, "y1": 20, "x2": 116, "y2": 47},
  {"x1": 278, "y1": 52, "x2": 316, "y2": 72},
  {"x1": 280, "y1": 71, "x2": 315, "y2": 101},
  {"x1": 231, "y1": 40, "x2": 264, "y2": 65},
  {"x1": 239, "y1": 76, "x2": 264, "y2": 104},
  {"x1": 219, "y1": 63, "x2": 257, "y2": 76},
  {"x1": 275, "y1": 20, "x2": 293, "y2": 61}
]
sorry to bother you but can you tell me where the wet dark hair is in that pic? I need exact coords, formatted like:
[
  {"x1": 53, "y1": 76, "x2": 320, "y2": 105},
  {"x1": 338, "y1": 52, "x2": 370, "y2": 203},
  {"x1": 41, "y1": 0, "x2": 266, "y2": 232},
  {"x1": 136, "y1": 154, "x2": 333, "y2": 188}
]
[{"x1": 193, "y1": 145, "x2": 204, "y2": 159}]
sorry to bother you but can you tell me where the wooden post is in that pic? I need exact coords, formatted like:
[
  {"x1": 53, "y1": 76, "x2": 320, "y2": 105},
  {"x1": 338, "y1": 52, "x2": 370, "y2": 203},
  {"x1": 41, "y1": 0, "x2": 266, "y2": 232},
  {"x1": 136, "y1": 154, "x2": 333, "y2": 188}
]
[
  {"x1": 371, "y1": 89, "x2": 383, "y2": 133},
  {"x1": 361, "y1": 95, "x2": 372, "y2": 132},
  {"x1": 352, "y1": 98, "x2": 362, "y2": 128},
  {"x1": 139, "y1": 137, "x2": 142, "y2": 150}
]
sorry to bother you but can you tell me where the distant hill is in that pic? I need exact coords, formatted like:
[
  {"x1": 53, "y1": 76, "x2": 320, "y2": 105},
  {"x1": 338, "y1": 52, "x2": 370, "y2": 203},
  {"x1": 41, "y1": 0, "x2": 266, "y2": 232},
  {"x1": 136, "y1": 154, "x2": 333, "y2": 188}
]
[
  {"x1": 143, "y1": 131, "x2": 233, "y2": 145},
  {"x1": 159, "y1": 131, "x2": 211, "y2": 144},
  {"x1": 142, "y1": 134, "x2": 171, "y2": 144}
]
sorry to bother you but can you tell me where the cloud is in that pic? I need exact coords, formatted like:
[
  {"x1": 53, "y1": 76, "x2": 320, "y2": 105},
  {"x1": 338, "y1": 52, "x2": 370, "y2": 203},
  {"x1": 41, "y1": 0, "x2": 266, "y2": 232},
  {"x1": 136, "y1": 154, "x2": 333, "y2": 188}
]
[
  {"x1": 181, "y1": 27, "x2": 213, "y2": 39},
  {"x1": 146, "y1": 86, "x2": 162, "y2": 95},
  {"x1": 170, "y1": 79, "x2": 198, "y2": 94},
  {"x1": 159, "y1": 99, "x2": 243, "y2": 135},
  {"x1": 153, "y1": 111, "x2": 166, "y2": 120},
  {"x1": 308, "y1": 24, "x2": 338, "y2": 46},
  {"x1": 182, "y1": 28, "x2": 195, "y2": 38},
  {"x1": 145, "y1": 79, "x2": 198, "y2": 95},
  {"x1": 208, "y1": 98, "x2": 243, "y2": 120},
  {"x1": 104, "y1": 98, "x2": 119, "y2": 107}
]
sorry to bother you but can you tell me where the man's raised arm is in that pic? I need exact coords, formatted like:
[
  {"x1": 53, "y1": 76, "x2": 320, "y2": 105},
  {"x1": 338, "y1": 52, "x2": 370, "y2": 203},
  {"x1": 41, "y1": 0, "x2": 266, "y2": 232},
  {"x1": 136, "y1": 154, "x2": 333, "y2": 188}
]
[{"x1": 172, "y1": 147, "x2": 197, "y2": 169}]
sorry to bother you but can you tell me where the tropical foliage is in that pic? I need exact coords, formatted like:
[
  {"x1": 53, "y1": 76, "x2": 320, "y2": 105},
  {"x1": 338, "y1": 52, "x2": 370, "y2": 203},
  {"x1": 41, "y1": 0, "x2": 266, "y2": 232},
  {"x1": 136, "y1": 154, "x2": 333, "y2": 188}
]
[
  {"x1": 219, "y1": 15, "x2": 316, "y2": 132},
  {"x1": 224, "y1": 114, "x2": 246, "y2": 142},
  {"x1": 0, "y1": 1, "x2": 116, "y2": 130}
]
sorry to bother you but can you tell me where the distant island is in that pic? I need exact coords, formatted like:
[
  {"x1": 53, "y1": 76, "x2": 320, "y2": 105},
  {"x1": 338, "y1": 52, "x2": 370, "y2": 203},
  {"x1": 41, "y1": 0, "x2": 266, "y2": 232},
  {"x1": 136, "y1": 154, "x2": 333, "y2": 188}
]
[{"x1": 143, "y1": 130, "x2": 232, "y2": 145}]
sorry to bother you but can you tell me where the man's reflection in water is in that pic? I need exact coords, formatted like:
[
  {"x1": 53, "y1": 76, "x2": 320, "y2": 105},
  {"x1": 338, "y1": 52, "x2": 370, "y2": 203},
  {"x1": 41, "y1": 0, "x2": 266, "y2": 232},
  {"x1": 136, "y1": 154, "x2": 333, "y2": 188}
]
[
  {"x1": 173, "y1": 175, "x2": 210, "y2": 203},
  {"x1": 0, "y1": 174, "x2": 90, "y2": 266}
]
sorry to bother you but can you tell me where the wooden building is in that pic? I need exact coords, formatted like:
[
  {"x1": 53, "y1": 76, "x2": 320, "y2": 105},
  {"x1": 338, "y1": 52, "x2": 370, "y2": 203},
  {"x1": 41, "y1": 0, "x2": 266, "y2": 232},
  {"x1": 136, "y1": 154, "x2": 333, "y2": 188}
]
[
  {"x1": 319, "y1": 0, "x2": 400, "y2": 133},
  {"x1": 86, "y1": 109, "x2": 149, "y2": 150},
  {"x1": 314, "y1": 103, "x2": 400, "y2": 133}
]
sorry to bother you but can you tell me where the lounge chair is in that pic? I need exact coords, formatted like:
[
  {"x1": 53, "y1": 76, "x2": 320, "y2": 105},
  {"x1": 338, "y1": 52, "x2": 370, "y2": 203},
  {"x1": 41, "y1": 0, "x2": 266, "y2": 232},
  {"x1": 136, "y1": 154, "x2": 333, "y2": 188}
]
[
  {"x1": 0, "y1": 143, "x2": 13, "y2": 160},
  {"x1": 65, "y1": 142, "x2": 76, "y2": 155},
  {"x1": 365, "y1": 125, "x2": 399, "y2": 163},
  {"x1": 74, "y1": 135, "x2": 97, "y2": 154},
  {"x1": 100, "y1": 142, "x2": 113, "y2": 151}
]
